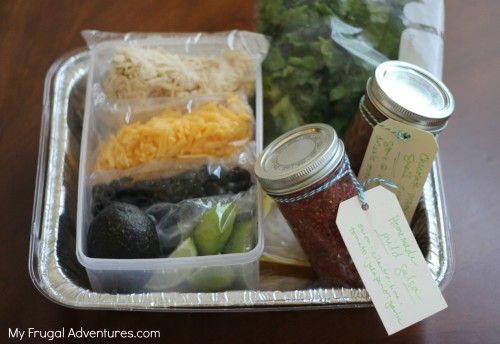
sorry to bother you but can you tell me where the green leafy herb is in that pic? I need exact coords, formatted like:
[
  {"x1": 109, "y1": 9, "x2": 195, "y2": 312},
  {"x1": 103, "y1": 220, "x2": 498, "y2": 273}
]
[{"x1": 256, "y1": 0, "x2": 410, "y2": 143}]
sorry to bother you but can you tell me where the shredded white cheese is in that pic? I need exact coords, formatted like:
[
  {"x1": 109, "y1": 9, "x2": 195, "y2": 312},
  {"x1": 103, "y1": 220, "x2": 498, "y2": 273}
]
[{"x1": 104, "y1": 47, "x2": 255, "y2": 100}]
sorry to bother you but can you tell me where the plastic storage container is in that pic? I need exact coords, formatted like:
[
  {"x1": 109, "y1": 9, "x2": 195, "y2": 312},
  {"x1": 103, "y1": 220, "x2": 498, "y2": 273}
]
[{"x1": 76, "y1": 33, "x2": 267, "y2": 294}]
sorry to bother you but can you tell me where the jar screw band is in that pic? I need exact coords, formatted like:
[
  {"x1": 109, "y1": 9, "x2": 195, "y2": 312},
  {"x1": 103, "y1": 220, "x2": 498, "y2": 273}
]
[
  {"x1": 359, "y1": 95, "x2": 412, "y2": 141},
  {"x1": 273, "y1": 155, "x2": 397, "y2": 210}
]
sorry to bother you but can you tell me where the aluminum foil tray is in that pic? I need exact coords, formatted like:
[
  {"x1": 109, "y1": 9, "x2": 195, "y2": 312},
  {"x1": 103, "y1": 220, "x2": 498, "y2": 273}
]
[{"x1": 29, "y1": 50, "x2": 453, "y2": 311}]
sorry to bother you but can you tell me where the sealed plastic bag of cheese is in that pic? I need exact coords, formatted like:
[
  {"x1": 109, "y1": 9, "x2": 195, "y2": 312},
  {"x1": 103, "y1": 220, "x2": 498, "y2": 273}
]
[
  {"x1": 90, "y1": 94, "x2": 255, "y2": 172},
  {"x1": 82, "y1": 30, "x2": 269, "y2": 102}
]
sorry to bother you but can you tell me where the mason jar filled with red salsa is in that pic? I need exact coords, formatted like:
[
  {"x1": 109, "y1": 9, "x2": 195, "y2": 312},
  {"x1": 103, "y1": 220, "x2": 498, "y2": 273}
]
[
  {"x1": 343, "y1": 60, "x2": 455, "y2": 173},
  {"x1": 255, "y1": 124, "x2": 363, "y2": 288}
]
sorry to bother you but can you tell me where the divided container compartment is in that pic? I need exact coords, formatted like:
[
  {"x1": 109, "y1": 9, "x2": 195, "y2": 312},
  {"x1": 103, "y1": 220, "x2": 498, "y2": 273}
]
[{"x1": 76, "y1": 34, "x2": 266, "y2": 294}]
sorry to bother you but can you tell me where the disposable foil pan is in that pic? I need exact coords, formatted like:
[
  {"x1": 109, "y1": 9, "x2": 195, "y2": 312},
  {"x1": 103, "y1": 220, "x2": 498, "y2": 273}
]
[{"x1": 29, "y1": 50, "x2": 453, "y2": 311}]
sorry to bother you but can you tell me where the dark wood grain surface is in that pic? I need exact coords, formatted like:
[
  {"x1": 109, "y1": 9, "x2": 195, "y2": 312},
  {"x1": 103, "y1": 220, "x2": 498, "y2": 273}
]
[{"x1": 1, "y1": 1, "x2": 499, "y2": 343}]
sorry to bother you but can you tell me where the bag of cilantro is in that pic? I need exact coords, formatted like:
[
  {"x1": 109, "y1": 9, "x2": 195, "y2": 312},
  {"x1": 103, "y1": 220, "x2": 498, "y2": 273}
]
[{"x1": 256, "y1": 0, "x2": 445, "y2": 143}]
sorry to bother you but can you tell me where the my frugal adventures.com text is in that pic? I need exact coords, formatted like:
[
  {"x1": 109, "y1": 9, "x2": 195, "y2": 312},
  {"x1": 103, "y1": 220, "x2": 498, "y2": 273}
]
[{"x1": 8, "y1": 327, "x2": 160, "y2": 341}]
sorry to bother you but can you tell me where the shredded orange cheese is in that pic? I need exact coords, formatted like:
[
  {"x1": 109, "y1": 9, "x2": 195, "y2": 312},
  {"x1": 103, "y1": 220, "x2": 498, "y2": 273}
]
[{"x1": 95, "y1": 96, "x2": 253, "y2": 171}]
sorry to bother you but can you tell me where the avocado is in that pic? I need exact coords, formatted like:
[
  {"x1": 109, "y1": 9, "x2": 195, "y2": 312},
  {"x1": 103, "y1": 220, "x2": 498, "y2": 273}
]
[{"x1": 87, "y1": 202, "x2": 160, "y2": 259}]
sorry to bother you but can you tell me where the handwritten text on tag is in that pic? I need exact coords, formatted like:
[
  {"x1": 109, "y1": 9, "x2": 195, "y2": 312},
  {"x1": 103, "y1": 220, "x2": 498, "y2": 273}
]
[
  {"x1": 336, "y1": 186, "x2": 447, "y2": 335},
  {"x1": 358, "y1": 119, "x2": 438, "y2": 221}
]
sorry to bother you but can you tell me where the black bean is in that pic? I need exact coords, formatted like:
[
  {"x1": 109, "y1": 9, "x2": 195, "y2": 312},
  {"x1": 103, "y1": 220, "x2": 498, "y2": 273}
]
[
  {"x1": 227, "y1": 181, "x2": 240, "y2": 193},
  {"x1": 91, "y1": 165, "x2": 254, "y2": 212}
]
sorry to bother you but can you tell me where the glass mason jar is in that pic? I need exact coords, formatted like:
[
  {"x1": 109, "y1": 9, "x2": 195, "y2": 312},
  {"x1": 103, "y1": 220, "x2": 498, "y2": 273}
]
[
  {"x1": 255, "y1": 124, "x2": 363, "y2": 288},
  {"x1": 343, "y1": 61, "x2": 455, "y2": 174}
]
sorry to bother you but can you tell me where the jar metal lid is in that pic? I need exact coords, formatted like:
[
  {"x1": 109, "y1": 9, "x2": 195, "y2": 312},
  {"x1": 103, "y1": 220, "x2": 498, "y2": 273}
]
[
  {"x1": 254, "y1": 123, "x2": 344, "y2": 196},
  {"x1": 367, "y1": 60, "x2": 455, "y2": 132}
]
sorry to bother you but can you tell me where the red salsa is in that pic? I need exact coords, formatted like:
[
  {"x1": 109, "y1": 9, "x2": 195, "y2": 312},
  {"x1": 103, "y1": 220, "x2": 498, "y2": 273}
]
[
  {"x1": 275, "y1": 165, "x2": 363, "y2": 288},
  {"x1": 255, "y1": 124, "x2": 363, "y2": 288},
  {"x1": 344, "y1": 61, "x2": 454, "y2": 174}
]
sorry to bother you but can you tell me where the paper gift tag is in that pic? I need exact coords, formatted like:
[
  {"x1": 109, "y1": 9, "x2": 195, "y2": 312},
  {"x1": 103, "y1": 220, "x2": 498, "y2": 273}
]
[
  {"x1": 358, "y1": 119, "x2": 438, "y2": 221},
  {"x1": 336, "y1": 186, "x2": 447, "y2": 335}
]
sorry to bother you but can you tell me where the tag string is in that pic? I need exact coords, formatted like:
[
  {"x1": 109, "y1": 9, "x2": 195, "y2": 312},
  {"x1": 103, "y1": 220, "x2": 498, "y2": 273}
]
[
  {"x1": 359, "y1": 95, "x2": 412, "y2": 141},
  {"x1": 273, "y1": 155, "x2": 397, "y2": 210}
]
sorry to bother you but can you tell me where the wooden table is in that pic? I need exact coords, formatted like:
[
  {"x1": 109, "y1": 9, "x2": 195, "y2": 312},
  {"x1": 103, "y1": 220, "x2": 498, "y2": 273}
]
[{"x1": 1, "y1": 1, "x2": 499, "y2": 342}]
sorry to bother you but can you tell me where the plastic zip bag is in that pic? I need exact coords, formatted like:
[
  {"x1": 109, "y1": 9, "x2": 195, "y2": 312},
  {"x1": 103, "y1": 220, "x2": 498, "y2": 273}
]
[
  {"x1": 88, "y1": 93, "x2": 256, "y2": 172},
  {"x1": 82, "y1": 30, "x2": 269, "y2": 101},
  {"x1": 256, "y1": 0, "x2": 444, "y2": 143},
  {"x1": 90, "y1": 154, "x2": 256, "y2": 216},
  {"x1": 146, "y1": 187, "x2": 257, "y2": 257}
]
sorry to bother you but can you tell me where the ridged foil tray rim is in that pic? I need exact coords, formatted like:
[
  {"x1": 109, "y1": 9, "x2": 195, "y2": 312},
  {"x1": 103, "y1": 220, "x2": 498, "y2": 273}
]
[{"x1": 29, "y1": 49, "x2": 453, "y2": 311}]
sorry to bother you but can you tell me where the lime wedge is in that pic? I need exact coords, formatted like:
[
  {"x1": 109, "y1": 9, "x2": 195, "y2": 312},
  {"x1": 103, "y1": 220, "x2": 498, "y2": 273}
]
[
  {"x1": 260, "y1": 254, "x2": 310, "y2": 267},
  {"x1": 262, "y1": 193, "x2": 274, "y2": 217},
  {"x1": 145, "y1": 238, "x2": 198, "y2": 291},
  {"x1": 169, "y1": 237, "x2": 197, "y2": 258},
  {"x1": 187, "y1": 266, "x2": 236, "y2": 292},
  {"x1": 193, "y1": 202, "x2": 237, "y2": 255},
  {"x1": 223, "y1": 220, "x2": 254, "y2": 254}
]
